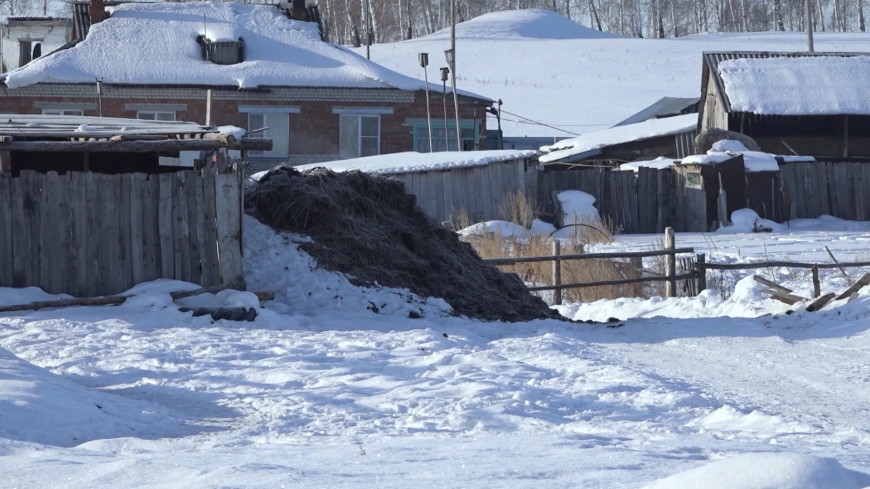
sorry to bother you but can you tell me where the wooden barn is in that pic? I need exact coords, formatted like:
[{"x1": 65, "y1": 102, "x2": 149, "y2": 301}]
[
  {"x1": 0, "y1": 115, "x2": 269, "y2": 297},
  {"x1": 539, "y1": 113, "x2": 697, "y2": 169},
  {"x1": 294, "y1": 150, "x2": 537, "y2": 225},
  {"x1": 699, "y1": 51, "x2": 870, "y2": 158}
]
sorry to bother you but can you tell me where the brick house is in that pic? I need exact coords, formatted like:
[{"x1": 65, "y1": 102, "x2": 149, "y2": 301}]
[{"x1": 0, "y1": 1, "x2": 493, "y2": 170}]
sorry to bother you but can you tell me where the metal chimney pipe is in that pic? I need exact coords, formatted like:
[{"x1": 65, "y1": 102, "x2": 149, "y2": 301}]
[
  {"x1": 89, "y1": 0, "x2": 107, "y2": 24},
  {"x1": 290, "y1": 0, "x2": 309, "y2": 21}
]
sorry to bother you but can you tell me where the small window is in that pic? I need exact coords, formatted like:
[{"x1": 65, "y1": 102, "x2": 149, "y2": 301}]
[
  {"x1": 19, "y1": 40, "x2": 32, "y2": 66},
  {"x1": 685, "y1": 171, "x2": 702, "y2": 188},
  {"x1": 42, "y1": 108, "x2": 84, "y2": 116},
  {"x1": 339, "y1": 114, "x2": 380, "y2": 159},
  {"x1": 137, "y1": 111, "x2": 176, "y2": 121}
]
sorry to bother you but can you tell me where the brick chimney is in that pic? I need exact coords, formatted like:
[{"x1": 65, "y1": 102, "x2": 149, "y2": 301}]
[
  {"x1": 290, "y1": 0, "x2": 309, "y2": 21},
  {"x1": 89, "y1": 0, "x2": 107, "y2": 25}
]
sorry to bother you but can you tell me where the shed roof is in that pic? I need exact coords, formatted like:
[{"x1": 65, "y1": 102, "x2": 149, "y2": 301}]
[
  {"x1": 702, "y1": 51, "x2": 870, "y2": 116},
  {"x1": 3, "y1": 1, "x2": 490, "y2": 103},
  {"x1": 538, "y1": 113, "x2": 696, "y2": 164},
  {"x1": 613, "y1": 96, "x2": 700, "y2": 127},
  {"x1": 293, "y1": 150, "x2": 538, "y2": 175}
]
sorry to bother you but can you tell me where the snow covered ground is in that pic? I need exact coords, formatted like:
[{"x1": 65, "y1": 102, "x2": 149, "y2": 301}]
[
  {"x1": 3, "y1": 9, "x2": 870, "y2": 489},
  {"x1": 2, "y1": 213, "x2": 870, "y2": 488}
]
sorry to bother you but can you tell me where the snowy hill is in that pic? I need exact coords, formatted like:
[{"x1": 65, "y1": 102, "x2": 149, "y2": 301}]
[{"x1": 361, "y1": 9, "x2": 870, "y2": 137}]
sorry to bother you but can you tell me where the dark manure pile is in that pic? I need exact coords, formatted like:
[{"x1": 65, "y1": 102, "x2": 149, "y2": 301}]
[{"x1": 245, "y1": 166, "x2": 563, "y2": 322}]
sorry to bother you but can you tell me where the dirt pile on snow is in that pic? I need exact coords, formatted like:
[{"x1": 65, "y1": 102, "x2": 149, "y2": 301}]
[{"x1": 245, "y1": 167, "x2": 562, "y2": 322}]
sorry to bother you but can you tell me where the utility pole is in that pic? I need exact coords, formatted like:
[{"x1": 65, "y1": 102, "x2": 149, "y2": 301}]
[
  {"x1": 805, "y1": 0, "x2": 815, "y2": 52},
  {"x1": 449, "y1": 0, "x2": 461, "y2": 151}
]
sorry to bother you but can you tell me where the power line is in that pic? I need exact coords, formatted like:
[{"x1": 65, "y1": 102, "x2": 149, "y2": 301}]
[{"x1": 490, "y1": 108, "x2": 613, "y2": 137}]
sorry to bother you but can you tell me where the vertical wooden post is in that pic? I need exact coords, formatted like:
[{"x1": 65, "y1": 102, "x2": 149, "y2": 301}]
[
  {"x1": 812, "y1": 264, "x2": 820, "y2": 298},
  {"x1": 0, "y1": 151, "x2": 11, "y2": 175},
  {"x1": 552, "y1": 239, "x2": 562, "y2": 306},
  {"x1": 665, "y1": 226, "x2": 676, "y2": 298},
  {"x1": 696, "y1": 253, "x2": 706, "y2": 293}
]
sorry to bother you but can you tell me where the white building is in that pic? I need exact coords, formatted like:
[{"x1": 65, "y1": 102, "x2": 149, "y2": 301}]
[{"x1": 1, "y1": 17, "x2": 72, "y2": 73}]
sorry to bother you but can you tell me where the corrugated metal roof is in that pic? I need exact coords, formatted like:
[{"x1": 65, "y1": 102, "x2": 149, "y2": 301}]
[
  {"x1": 0, "y1": 114, "x2": 215, "y2": 140},
  {"x1": 614, "y1": 96, "x2": 700, "y2": 127}
]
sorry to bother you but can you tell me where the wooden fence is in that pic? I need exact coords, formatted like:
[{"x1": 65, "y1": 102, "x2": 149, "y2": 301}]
[
  {"x1": 387, "y1": 157, "x2": 528, "y2": 224},
  {"x1": 0, "y1": 168, "x2": 244, "y2": 297},
  {"x1": 536, "y1": 166, "x2": 675, "y2": 234},
  {"x1": 780, "y1": 161, "x2": 870, "y2": 220}
]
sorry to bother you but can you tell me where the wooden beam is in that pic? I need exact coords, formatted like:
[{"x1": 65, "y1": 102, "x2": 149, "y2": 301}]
[
  {"x1": 835, "y1": 273, "x2": 870, "y2": 301},
  {"x1": 0, "y1": 138, "x2": 271, "y2": 153}
]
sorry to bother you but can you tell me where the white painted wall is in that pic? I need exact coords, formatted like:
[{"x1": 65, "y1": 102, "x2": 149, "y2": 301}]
[{"x1": 1, "y1": 19, "x2": 71, "y2": 73}]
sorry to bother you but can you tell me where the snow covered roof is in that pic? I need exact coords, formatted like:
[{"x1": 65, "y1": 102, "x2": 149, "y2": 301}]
[
  {"x1": 292, "y1": 150, "x2": 538, "y2": 175},
  {"x1": 713, "y1": 53, "x2": 870, "y2": 115},
  {"x1": 2, "y1": 1, "x2": 487, "y2": 100},
  {"x1": 616, "y1": 156, "x2": 679, "y2": 172},
  {"x1": 680, "y1": 139, "x2": 814, "y2": 172},
  {"x1": 538, "y1": 114, "x2": 696, "y2": 164}
]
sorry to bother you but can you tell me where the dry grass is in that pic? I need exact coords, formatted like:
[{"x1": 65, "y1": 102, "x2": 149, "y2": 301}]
[
  {"x1": 499, "y1": 190, "x2": 539, "y2": 228},
  {"x1": 464, "y1": 213, "x2": 647, "y2": 303}
]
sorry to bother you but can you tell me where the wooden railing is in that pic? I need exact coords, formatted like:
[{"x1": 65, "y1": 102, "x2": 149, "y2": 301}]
[
  {"x1": 484, "y1": 228, "x2": 870, "y2": 306},
  {"x1": 484, "y1": 227, "x2": 696, "y2": 305}
]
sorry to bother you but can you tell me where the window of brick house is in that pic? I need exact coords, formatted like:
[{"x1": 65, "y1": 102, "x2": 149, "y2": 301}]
[
  {"x1": 413, "y1": 122, "x2": 477, "y2": 152},
  {"x1": 137, "y1": 111, "x2": 176, "y2": 121},
  {"x1": 339, "y1": 115, "x2": 380, "y2": 159},
  {"x1": 240, "y1": 106, "x2": 298, "y2": 158},
  {"x1": 333, "y1": 108, "x2": 392, "y2": 159},
  {"x1": 41, "y1": 108, "x2": 84, "y2": 116}
]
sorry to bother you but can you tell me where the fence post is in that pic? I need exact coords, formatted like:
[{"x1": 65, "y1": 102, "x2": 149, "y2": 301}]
[
  {"x1": 812, "y1": 264, "x2": 820, "y2": 298},
  {"x1": 696, "y1": 253, "x2": 706, "y2": 293},
  {"x1": 552, "y1": 239, "x2": 562, "y2": 306},
  {"x1": 665, "y1": 227, "x2": 676, "y2": 298}
]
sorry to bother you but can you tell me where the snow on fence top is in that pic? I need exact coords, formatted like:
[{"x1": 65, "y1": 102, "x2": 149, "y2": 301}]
[
  {"x1": 3, "y1": 1, "x2": 485, "y2": 99},
  {"x1": 538, "y1": 114, "x2": 696, "y2": 164},
  {"x1": 294, "y1": 149, "x2": 538, "y2": 175},
  {"x1": 718, "y1": 55, "x2": 870, "y2": 115}
]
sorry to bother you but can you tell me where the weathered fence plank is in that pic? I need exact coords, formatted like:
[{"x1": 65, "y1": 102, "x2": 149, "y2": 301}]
[
  {"x1": 158, "y1": 173, "x2": 175, "y2": 279},
  {"x1": 200, "y1": 168, "x2": 221, "y2": 286},
  {"x1": 69, "y1": 172, "x2": 89, "y2": 296},
  {"x1": 129, "y1": 174, "x2": 146, "y2": 286},
  {"x1": 0, "y1": 177, "x2": 13, "y2": 286},
  {"x1": 9, "y1": 175, "x2": 31, "y2": 288},
  {"x1": 118, "y1": 173, "x2": 134, "y2": 292},
  {"x1": 184, "y1": 170, "x2": 202, "y2": 284},
  {"x1": 215, "y1": 172, "x2": 244, "y2": 288}
]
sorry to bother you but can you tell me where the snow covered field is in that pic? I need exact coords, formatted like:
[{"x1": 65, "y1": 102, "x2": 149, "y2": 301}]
[
  {"x1": 3, "y1": 9, "x2": 870, "y2": 489},
  {"x1": 361, "y1": 9, "x2": 870, "y2": 138},
  {"x1": 2, "y1": 213, "x2": 870, "y2": 488}
]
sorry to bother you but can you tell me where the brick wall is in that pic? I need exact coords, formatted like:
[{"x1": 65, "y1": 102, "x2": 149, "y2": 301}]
[{"x1": 0, "y1": 83, "x2": 490, "y2": 164}]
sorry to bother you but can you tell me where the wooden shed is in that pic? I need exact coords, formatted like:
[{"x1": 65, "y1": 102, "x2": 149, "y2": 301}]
[
  {"x1": 295, "y1": 150, "x2": 536, "y2": 225},
  {"x1": 0, "y1": 115, "x2": 270, "y2": 297},
  {"x1": 674, "y1": 155, "x2": 746, "y2": 232},
  {"x1": 699, "y1": 51, "x2": 870, "y2": 158}
]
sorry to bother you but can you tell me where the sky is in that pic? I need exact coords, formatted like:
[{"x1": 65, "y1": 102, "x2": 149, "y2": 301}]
[{"x1": 3, "y1": 6, "x2": 870, "y2": 489}]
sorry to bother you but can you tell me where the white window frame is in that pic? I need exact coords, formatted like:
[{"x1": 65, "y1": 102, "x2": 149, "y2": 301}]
[
  {"x1": 137, "y1": 111, "x2": 176, "y2": 121},
  {"x1": 41, "y1": 108, "x2": 84, "y2": 116},
  {"x1": 333, "y1": 108, "x2": 392, "y2": 159},
  {"x1": 240, "y1": 106, "x2": 300, "y2": 158}
]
